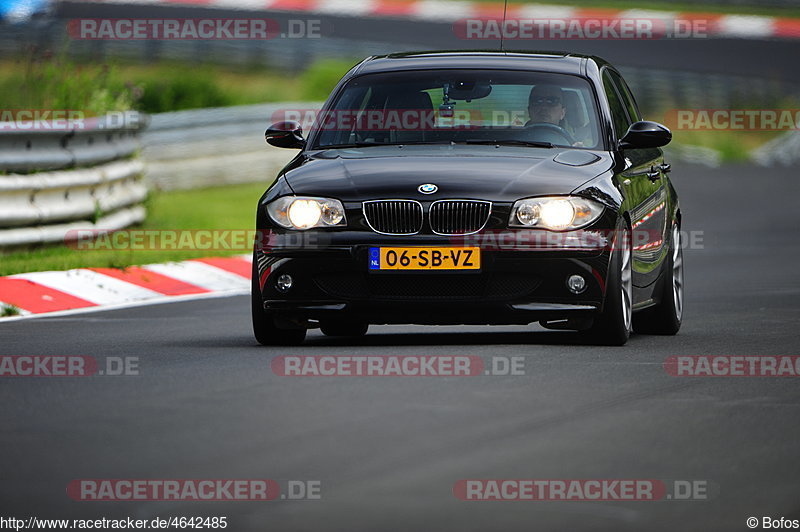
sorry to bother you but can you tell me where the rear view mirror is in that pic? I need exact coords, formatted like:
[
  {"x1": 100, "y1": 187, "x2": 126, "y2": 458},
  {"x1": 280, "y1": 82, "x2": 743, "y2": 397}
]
[
  {"x1": 618, "y1": 121, "x2": 672, "y2": 150},
  {"x1": 265, "y1": 121, "x2": 305, "y2": 149},
  {"x1": 448, "y1": 80, "x2": 492, "y2": 101}
]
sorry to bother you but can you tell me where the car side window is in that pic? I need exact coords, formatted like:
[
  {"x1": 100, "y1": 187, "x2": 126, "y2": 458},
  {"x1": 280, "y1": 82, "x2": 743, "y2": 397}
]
[
  {"x1": 602, "y1": 70, "x2": 631, "y2": 141},
  {"x1": 608, "y1": 70, "x2": 642, "y2": 123}
]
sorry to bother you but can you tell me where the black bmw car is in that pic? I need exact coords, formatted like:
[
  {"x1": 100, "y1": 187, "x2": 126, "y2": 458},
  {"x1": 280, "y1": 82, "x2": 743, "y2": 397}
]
[{"x1": 252, "y1": 51, "x2": 683, "y2": 346}]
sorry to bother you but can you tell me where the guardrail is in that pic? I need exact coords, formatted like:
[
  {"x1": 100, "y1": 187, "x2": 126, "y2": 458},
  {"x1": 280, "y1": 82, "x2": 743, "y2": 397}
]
[
  {"x1": 142, "y1": 102, "x2": 318, "y2": 190},
  {"x1": 0, "y1": 113, "x2": 149, "y2": 247},
  {"x1": 752, "y1": 130, "x2": 800, "y2": 166}
]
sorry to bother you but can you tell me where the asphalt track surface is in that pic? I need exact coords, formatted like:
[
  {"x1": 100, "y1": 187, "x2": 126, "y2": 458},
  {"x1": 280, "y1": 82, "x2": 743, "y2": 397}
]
[{"x1": 1, "y1": 160, "x2": 799, "y2": 531}]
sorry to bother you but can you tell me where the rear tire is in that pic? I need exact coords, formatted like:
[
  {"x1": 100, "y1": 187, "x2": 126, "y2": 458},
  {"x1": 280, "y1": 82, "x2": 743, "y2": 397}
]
[
  {"x1": 633, "y1": 224, "x2": 683, "y2": 335},
  {"x1": 251, "y1": 255, "x2": 307, "y2": 346},
  {"x1": 584, "y1": 224, "x2": 632, "y2": 346},
  {"x1": 320, "y1": 321, "x2": 369, "y2": 337}
]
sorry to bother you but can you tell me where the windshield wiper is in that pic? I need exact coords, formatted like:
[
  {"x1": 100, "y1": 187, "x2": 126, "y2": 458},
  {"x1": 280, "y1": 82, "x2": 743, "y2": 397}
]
[
  {"x1": 316, "y1": 141, "x2": 390, "y2": 149},
  {"x1": 318, "y1": 141, "x2": 451, "y2": 149},
  {"x1": 461, "y1": 139, "x2": 555, "y2": 148},
  {"x1": 317, "y1": 139, "x2": 555, "y2": 149}
]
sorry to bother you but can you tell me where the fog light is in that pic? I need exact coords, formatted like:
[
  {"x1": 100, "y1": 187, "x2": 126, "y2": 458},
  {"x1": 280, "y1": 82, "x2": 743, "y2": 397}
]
[
  {"x1": 567, "y1": 274, "x2": 586, "y2": 294},
  {"x1": 276, "y1": 274, "x2": 293, "y2": 293}
]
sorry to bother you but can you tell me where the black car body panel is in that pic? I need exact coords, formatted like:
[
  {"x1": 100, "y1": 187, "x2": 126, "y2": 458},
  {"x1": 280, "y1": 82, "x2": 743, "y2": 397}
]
[
  {"x1": 253, "y1": 51, "x2": 681, "y2": 334},
  {"x1": 281, "y1": 146, "x2": 614, "y2": 203}
]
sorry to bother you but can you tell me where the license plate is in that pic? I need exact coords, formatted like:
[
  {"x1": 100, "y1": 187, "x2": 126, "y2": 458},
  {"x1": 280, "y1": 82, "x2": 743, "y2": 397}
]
[{"x1": 368, "y1": 247, "x2": 481, "y2": 271}]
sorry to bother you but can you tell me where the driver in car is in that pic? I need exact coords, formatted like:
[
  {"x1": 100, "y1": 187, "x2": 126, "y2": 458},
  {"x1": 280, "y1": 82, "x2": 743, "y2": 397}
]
[{"x1": 526, "y1": 84, "x2": 586, "y2": 147}]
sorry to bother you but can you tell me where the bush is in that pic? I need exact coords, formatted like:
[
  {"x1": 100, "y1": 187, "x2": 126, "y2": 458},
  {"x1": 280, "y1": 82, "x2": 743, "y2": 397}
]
[
  {"x1": 0, "y1": 54, "x2": 136, "y2": 114},
  {"x1": 136, "y1": 72, "x2": 234, "y2": 113},
  {"x1": 299, "y1": 59, "x2": 358, "y2": 100},
  {"x1": 0, "y1": 55, "x2": 360, "y2": 115}
]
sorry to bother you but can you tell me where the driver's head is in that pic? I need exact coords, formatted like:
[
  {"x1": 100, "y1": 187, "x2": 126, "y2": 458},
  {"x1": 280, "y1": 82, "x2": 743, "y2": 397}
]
[{"x1": 528, "y1": 85, "x2": 566, "y2": 125}]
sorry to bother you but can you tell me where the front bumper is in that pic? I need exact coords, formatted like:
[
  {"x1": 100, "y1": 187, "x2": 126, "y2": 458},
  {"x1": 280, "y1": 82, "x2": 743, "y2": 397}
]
[{"x1": 254, "y1": 230, "x2": 612, "y2": 326}]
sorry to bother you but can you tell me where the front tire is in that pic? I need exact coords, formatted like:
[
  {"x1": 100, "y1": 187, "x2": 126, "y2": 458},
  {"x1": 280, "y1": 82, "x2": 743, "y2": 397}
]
[
  {"x1": 251, "y1": 255, "x2": 307, "y2": 346},
  {"x1": 585, "y1": 224, "x2": 632, "y2": 346},
  {"x1": 633, "y1": 224, "x2": 683, "y2": 335}
]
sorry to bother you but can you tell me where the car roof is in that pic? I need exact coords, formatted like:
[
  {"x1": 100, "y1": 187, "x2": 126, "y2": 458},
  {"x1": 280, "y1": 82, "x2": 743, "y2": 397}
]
[{"x1": 353, "y1": 50, "x2": 611, "y2": 77}]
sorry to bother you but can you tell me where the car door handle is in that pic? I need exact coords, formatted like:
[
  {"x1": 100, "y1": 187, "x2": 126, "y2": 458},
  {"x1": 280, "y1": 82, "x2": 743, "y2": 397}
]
[
  {"x1": 659, "y1": 163, "x2": 671, "y2": 173},
  {"x1": 646, "y1": 166, "x2": 661, "y2": 181}
]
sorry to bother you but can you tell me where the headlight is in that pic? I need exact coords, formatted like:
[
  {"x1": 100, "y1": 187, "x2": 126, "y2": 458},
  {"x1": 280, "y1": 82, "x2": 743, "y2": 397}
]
[
  {"x1": 509, "y1": 196, "x2": 604, "y2": 231},
  {"x1": 267, "y1": 196, "x2": 346, "y2": 230}
]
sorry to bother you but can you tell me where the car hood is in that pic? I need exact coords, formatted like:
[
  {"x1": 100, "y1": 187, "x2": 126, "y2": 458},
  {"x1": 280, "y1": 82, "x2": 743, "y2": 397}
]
[{"x1": 282, "y1": 145, "x2": 613, "y2": 203}]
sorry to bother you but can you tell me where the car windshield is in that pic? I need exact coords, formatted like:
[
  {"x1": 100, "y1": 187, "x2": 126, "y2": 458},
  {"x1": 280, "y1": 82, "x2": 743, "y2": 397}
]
[{"x1": 310, "y1": 69, "x2": 602, "y2": 150}]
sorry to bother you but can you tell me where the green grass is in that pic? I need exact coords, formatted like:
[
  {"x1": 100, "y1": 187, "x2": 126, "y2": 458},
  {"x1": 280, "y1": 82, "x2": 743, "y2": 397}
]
[
  {"x1": 0, "y1": 182, "x2": 270, "y2": 276},
  {"x1": 0, "y1": 57, "x2": 356, "y2": 114},
  {"x1": 668, "y1": 129, "x2": 784, "y2": 163},
  {"x1": 0, "y1": 55, "x2": 136, "y2": 115},
  {"x1": 650, "y1": 105, "x2": 794, "y2": 163},
  {"x1": 1, "y1": 304, "x2": 22, "y2": 317}
]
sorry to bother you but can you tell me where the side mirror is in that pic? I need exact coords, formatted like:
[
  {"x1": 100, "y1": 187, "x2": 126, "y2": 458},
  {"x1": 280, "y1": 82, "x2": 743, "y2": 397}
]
[
  {"x1": 265, "y1": 121, "x2": 305, "y2": 149},
  {"x1": 618, "y1": 121, "x2": 672, "y2": 150}
]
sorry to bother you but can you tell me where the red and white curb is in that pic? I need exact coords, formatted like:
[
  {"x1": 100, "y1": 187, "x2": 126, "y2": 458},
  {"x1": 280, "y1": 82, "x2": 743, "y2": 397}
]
[
  {"x1": 0, "y1": 255, "x2": 252, "y2": 321},
  {"x1": 81, "y1": 0, "x2": 800, "y2": 40}
]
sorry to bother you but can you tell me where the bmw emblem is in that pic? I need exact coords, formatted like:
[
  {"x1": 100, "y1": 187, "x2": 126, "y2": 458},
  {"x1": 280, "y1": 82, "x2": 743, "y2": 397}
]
[{"x1": 418, "y1": 183, "x2": 438, "y2": 194}]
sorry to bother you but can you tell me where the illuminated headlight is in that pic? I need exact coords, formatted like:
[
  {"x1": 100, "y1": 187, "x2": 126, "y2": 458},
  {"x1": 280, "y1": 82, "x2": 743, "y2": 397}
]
[
  {"x1": 267, "y1": 196, "x2": 347, "y2": 230},
  {"x1": 510, "y1": 196, "x2": 604, "y2": 231}
]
